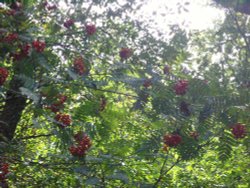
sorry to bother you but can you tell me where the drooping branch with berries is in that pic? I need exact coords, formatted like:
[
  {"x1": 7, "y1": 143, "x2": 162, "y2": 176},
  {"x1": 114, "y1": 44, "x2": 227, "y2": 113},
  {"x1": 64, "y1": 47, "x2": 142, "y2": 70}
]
[{"x1": 0, "y1": 0, "x2": 249, "y2": 187}]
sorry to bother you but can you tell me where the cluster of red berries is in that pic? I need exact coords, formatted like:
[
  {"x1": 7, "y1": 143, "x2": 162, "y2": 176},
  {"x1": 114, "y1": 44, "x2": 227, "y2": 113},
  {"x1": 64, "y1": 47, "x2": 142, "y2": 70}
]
[
  {"x1": 174, "y1": 80, "x2": 189, "y2": 95},
  {"x1": 32, "y1": 40, "x2": 46, "y2": 53},
  {"x1": 55, "y1": 113, "x2": 72, "y2": 127},
  {"x1": 85, "y1": 24, "x2": 96, "y2": 36},
  {"x1": 69, "y1": 132, "x2": 92, "y2": 157},
  {"x1": 47, "y1": 94, "x2": 67, "y2": 113},
  {"x1": 231, "y1": 123, "x2": 247, "y2": 139},
  {"x1": 0, "y1": 163, "x2": 9, "y2": 184},
  {"x1": 163, "y1": 133, "x2": 182, "y2": 147},
  {"x1": 73, "y1": 57, "x2": 86, "y2": 75},
  {"x1": 3, "y1": 33, "x2": 18, "y2": 43},
  {"x1": 0, "y1": 67, "x2": 9, "y2": 86},
  {"x1": 12, "y1": 40, "x2": 45, "y2": 61},
  {"x1": 64, "y1": 19, "x2": 74, "y2": 28},
  {"x1": 119, "y1": 48, "x2": 132, "y2": 60},
  {"x1": 12, "y1": 43, "x2": 31, "y2": 61}
]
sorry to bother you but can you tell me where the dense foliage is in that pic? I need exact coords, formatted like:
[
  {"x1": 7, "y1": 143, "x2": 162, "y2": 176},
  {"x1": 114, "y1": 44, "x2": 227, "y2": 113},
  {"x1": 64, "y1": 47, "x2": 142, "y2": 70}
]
[{"x1": 0, "y1": 0, "x2": 249, "y2": 187}]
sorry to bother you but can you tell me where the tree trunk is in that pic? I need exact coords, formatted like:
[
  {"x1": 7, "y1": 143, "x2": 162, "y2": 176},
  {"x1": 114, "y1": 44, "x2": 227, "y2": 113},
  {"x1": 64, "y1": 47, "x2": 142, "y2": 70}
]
[{"x1": 0, "y1": 77, "x2": 26, "y2": 141}]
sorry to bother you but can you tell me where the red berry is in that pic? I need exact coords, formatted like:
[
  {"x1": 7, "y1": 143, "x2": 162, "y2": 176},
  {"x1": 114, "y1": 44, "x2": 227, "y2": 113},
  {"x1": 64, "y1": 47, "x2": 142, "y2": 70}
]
[
  {"x1": 163, "y1": 65, "x2": 170, "y2": 74},
  {"x1": 64, "y1": 19, "x2": 74, "y2": 28},
  {"x1": 163, "y1": 134, "x2": 182, "y2": 147},
  {"x1": 74, "y1": 131, "x2": 86, "y2": 143},
  {"x1": 32, "y1": 40, "x2": 46, "y2": 53},
  {"x1": 231, "y1": 123, "x2": 247, "y2": 139},
  {"x1": 119, "y1": 48, "x2": 132, "y2": 60},
  {"x1": 12, "y1": 43, "x2": 32, "y2": 61},
  {"x1": 58, "y1": 95, "x2": 67, "y2": 104},
  {"x1": 85, "y1": 24, "x2": 96, "y2": 36},
  {"x1": 73, "y1": 57, "x2": 86, "y2": 75},
  {"x1": 79, "y1": 136, "x2": 92, "y2": 150},
  {"x1": 143, "y1": 79, "x2": 152, "y2": 88},
  {"x1": 55, "y1": 114, "x2": 61, "y2": 121},
  {"x1": 0, "y1": 163, "x2": 9, "y2": 182},
  {"x1": 55, "y1": 113, "x2": 71, "y2": 127},
  {"x1": 0, "y1": 163, "x2": 9, "y2": 175},
  {"x1": 173, "y1": 80, "x2": 188, "y2": 95},
  {"x1": 69, "y1": 133, "x2": 92, "y2": 157},
  {"x1": 47, "y1": 103, "x2": 63, "y2": 113},
  {"x1": 0, "y1": 67, "x2": 9, "y2": 86},
  {"x1": 69, "y1": 146, "x2": 77, "y2": 154},
  {"x1": 21, "y1": 43, "x2": 32, "y2": 56},
  {"x1": 46, "y1": 94, "x2": 67, "y2": 113},
  {"x1": 4, "y1": 33, "x2": 18, "y2": 43}
]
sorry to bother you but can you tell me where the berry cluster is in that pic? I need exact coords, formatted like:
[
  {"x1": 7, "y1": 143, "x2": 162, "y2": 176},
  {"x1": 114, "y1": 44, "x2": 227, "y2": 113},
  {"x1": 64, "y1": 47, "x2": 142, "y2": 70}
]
[
  {"x1": 231, "y1": 123, "x2": 247, "y2": 139},
  {"x1": 47, "y1": 94, "x2": 67, "y2": 113},
  {"x1": 32, "y1": 40, "x2": 46, "y2": 53},
  {"x1": 12, "y1": 44, "x2": 31, "y2": 61},
  {"x1": 58, "y1": 95, "x2": 67, "y2": 104},
  {"x1": 12, "y1": 40, "x2": 45, "y2": 61},
  {"x1": 55, "y1": 113, "x2": 71, "y2": 127},
  {"x1": 0, "y1": 67, "x2": 9, "y2": 86},
  {"x1": 0, "y1": 163, "x2": 9, "y2": 184},
  {"x1": 4, "y1": 33, "x2": 18, "y2": 43},
  {"x1": 69, "y1": 132, "x2": 92, "y2": 157},
  {"x1": 173, "y1": 80, "x2": 189, "y2": 95},
  {"x1": 64, "y1": 19, "x2": 74, "y2": 28},
  {"x1": 73, "y1": 57, "x2": 86, "y2": 75},
  {"x1": 163, "y1": 133, "x2": 182, "y2": 147},
  {"x1": 85, "y1": 24, "x2": 96, "y2": 36},
  {"x1": 119, "y1": 48, "x2": 132, "y2": 60}
]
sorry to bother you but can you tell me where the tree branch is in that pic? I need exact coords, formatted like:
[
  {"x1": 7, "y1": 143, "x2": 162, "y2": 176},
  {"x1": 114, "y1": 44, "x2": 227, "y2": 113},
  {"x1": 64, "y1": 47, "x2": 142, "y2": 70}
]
[
  {"x1": 152, "y1": 157, "x2": 181, "y2": 188},
  {"x1": 17, "y1": 134, "x2": 53, "y2": 140}
]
